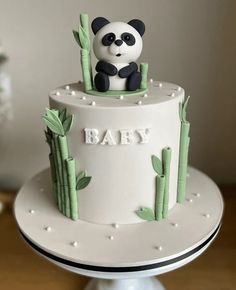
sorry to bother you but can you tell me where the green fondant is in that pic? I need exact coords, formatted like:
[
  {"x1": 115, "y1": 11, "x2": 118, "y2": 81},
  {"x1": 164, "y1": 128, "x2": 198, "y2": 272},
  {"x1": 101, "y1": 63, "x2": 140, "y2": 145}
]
[
  {"x1": 76, "y1": 176, "x2": 92, "y2": 191},
  {"x1": 73, "y1": 13, "x2": 93, "y2": 92},
  {"x1": 155, "y1": 175, "x2": 165, "y2": 220},
  {"x1": 136, "y1": 207, "x2": 155, "y2": 221},
  {"x1": 86, "y1": 88, "x2": 148, "y2": 97},
  {"x1": 140, "y1": 63, "x2": 148, "y2": 90},
  {"x1": 151, "y1": 155, "x2": 163, "y2": 175},
  {"x1": 66, "y1": 157, "x2": 78, "y2": 220},
  {"x1": 177, "y1": 96, "x2": 191, "y2": 203},
  {"x1": 43, "y1": 108, "x2": 92, "y2": 221},
  {"x1": 162, "y1": 147, "x2": 172, "y2": 218}
]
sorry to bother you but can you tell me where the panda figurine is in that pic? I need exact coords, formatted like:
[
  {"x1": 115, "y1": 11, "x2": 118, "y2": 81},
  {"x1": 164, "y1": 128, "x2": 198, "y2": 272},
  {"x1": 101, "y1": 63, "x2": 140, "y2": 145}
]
[{"x1": 91, "y1": 17, "x2": 145, "y2": 92}]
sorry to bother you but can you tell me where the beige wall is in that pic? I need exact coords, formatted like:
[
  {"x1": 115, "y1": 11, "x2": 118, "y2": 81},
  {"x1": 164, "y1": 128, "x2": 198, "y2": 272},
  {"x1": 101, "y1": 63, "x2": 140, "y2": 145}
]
[{"x1": 0, "y1": 0, "x2": 235, "y2": 189}]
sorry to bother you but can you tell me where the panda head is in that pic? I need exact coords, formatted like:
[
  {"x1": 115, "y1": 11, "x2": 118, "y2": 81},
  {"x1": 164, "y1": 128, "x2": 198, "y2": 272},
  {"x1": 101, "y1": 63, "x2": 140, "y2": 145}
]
[{"x1": 92, "y1": 17, "x2": 145, "y2": 64}]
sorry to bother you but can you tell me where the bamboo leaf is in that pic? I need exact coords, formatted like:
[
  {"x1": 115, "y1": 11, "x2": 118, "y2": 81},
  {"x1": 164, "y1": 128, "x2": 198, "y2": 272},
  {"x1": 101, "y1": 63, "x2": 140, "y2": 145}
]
[
  {"x1": 151, "y1": 155, "x2": 163, "y2": 175},
  {"x1": 73, "y1": 30, "x2": 82, "y2": 47},
  {"x1": 78, "y1": 170, "x2": 86, "y2": 180},
  {"x1": 42, "y1": 115, "x2": 64, "y2": 136},
  {"x1": 59, "y1": 108, "x2": 67, "y2": 123},
  {"x1": 63, "y1": 115, "x2": 73, "y2": 134},
  {"x1": 136, "y1": 207, "x2": 155, "y2": 221},
  {"x1": 76, "y1": 176, "x2": 91, "y2": 190},
  {"x1": 78, "y1": 25, "x2": 90, "y2": 51}
]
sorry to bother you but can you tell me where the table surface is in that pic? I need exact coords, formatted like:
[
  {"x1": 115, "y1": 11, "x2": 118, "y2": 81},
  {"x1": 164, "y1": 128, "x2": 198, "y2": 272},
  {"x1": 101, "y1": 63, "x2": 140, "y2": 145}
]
[{"x1": 0, "y1": 187, "x2": 235, "y2": 290}]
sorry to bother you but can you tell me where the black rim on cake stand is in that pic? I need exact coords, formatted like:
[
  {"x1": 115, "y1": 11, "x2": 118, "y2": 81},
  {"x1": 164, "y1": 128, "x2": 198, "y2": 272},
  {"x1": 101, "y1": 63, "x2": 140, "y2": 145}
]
[{"x1": 14, "y1": 167, "x2": 223, "y2": 290}]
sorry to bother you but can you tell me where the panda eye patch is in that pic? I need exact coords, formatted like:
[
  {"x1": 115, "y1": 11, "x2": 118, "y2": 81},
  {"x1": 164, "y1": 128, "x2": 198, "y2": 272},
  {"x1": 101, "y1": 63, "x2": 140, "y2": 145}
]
[
  {"x1": 102, "y1": 33, "x2": 116, "y2": 46},
  {"x1": 121, "y1": 33, "x2": 135, "y2": 46}
]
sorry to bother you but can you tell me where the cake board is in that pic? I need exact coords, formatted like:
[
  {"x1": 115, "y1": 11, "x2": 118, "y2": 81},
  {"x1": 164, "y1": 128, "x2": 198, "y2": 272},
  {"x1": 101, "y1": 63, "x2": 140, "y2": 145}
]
[{"x1": 14, "y1": 167, "x2": 223, "y2": 289}]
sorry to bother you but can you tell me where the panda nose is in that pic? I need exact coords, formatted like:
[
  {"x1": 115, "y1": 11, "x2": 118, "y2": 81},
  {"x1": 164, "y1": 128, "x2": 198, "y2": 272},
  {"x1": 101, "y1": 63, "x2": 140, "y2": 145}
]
[{"x1": 114, "y1": 39, "x2": 123, "y2": 46}]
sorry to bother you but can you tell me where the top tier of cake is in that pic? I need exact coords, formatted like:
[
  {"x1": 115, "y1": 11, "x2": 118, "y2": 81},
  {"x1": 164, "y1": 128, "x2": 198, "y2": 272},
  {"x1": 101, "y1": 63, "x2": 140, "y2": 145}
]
[{"x1": 49, "y1": 81, "x2": 184, "y2": 225}]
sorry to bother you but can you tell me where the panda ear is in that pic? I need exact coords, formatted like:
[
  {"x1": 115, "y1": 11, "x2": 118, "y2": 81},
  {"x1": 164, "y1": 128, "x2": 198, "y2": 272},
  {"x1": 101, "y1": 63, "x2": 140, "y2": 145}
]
[
  {"x1": 92, "y1": 17, "x2": 110, "y2": 34},
  {"x1": 128, "y1": 19, "x2": 145, "y2": 36}
]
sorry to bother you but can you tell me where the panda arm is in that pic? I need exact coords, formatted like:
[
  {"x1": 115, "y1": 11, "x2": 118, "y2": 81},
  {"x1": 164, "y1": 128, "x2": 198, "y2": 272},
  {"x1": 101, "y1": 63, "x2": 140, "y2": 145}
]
[
  {"x1": 118, "y1": 62, "x2": 138, "y2": 78},
  {"x1": 95, "y1": 60, "x2": 118, "y2": 76}
]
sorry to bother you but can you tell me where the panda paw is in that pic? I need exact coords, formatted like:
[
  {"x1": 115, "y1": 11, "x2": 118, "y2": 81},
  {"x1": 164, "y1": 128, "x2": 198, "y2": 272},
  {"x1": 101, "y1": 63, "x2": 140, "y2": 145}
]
[
  {"x1": 95, "y1": 72, "x2": 110, "y2": 92},
  {"x1": 126, "y1": 71, "x2": 141, "y2": 91}
]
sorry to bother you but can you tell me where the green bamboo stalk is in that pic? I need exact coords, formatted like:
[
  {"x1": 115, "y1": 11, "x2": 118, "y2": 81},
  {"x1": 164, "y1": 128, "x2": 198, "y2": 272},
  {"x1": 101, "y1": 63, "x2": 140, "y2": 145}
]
[
  {"x1": 155, "y1": 175, "x2": 166, "y2": 220},
  {"x1": 66, "y1": 157, "x2": 78, "y2": 220},
  {"x1": 81, "y1": 49, "x2": 92, "y2": 91},
  {"x1": 54, "y1": 135, "x2": 65, "y2": 214},
  {"x1": 140, "y1": 63, "x2": 148, "y2": 89},
  {"x1": 177, "y1": 122, "x2": 190, "y2": 203},
  {"x1": 162, "y1": 147, "x2": 172, "y2": 218},
  {"x1": 51, "y1": 137, "x2": 62, "y2": 212},
  {"x1": 58, "y1": 136, "x2": 70, "y2": 218}
]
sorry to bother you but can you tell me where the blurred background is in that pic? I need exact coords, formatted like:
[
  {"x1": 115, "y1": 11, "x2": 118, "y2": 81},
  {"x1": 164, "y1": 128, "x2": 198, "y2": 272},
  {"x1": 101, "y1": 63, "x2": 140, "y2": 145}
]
[{"x1": 0, "y1": 0, "x2": 235, "y2": 190}]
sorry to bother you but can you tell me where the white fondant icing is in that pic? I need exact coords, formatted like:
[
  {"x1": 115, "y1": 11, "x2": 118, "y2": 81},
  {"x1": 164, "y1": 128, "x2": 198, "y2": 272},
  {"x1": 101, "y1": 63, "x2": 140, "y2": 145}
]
[
  {"x1": 120, "y1": 129, "x2": 135, "y2": 145},
  {"x1": 136, "y1": 128, "x2": 150, "y2": 144},
  {"x1": 137, "y1": 100, "x2": 142, "y2": 105},
  {"x1": 49, "y1": 82, "x2": 184, "y2": 224},
  {"x1": 72, "y1": 241, "x2": 78, "y2": 247},
  {"x1": 178, "y1": 86, "x2": 181, "y2": 91},
  {"x1": 84, "y1": 129, "x2": 99, "y2": 145},
  {"x1": 45, "y1": 226, "x2": 51, "y2": 232},
  {"x1": 101, "y1": 130, "x2": 116, "y2": 146}
]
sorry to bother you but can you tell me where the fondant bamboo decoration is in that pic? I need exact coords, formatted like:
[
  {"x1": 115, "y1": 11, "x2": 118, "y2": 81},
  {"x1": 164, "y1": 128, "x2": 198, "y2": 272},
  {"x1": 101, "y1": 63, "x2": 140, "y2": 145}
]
[
  {"x1": 177, "y1": 96, "x2": 190, "y2": 203},
  {"x1": 43, "y1": 108, "x2": 91, "y2": 220},
  {"x1": 136, "y1": 147, "x2": 172, "y2": 221},
  {"x1": 140, "y1": 63, "x2": 149, "y2": 90},
  {"x1": 73, "y1": 13, "x2": 93, "y2": 91}
]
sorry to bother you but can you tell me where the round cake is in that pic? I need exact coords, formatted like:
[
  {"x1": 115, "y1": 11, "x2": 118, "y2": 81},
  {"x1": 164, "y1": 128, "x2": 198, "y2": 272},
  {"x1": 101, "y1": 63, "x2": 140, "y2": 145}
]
[{"x1": 49, "y1": 82, "x2": 184, "y2": 224}]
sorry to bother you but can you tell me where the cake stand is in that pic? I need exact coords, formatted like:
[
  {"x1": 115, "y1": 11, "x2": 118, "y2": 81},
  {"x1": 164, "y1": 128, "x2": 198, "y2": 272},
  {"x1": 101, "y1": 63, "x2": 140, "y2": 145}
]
[{"x1": 14, "y1": 167, "x2": 223, "y2": 290}]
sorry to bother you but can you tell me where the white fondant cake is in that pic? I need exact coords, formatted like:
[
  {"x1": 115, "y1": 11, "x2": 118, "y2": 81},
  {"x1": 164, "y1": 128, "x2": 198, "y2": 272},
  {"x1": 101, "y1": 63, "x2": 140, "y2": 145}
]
[{"x1": 49, "y1": 81, "x2": 184, "y2": 224}]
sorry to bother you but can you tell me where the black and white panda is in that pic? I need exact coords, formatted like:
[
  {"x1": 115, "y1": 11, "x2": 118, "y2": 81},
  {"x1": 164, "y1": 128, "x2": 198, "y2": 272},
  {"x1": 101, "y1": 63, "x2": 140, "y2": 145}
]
[{"x1": 91, "y1": 17, "x2": 145, "y2": 92}]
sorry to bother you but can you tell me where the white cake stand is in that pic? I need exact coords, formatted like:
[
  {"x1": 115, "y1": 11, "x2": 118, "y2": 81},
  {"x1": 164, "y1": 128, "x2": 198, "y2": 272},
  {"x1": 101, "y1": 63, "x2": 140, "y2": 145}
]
[{"x1": 14, "y1": 167, "x2": 223, "y2": 290}]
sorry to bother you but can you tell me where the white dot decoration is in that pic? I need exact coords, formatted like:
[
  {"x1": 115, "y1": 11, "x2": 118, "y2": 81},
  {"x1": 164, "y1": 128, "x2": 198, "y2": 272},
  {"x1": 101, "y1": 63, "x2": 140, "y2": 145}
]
[
  {"x1": 172, "y1": 223, "x2": 179, "y2": 227},
  {"x1": 119, "y1": 95, "x2": 124, "y2": 100},
  {"x1": 171, "y1": 92, "x2": 175, "y2": 97},
  {"x1": 81, "y1": 96, "x2": 86, "y2": 100},
  {"x1": 65, "y1": 85, "x2": 70, "y2": 90},
  {"x1": 204, "y1": 213, "x2": 210, "y2": 218},
  {"x1": 155, "y1": 246, "x2": 163, "y2": 251},
  {"x1": 149, "y1": 78, "x2": 154, "y2": 83},
  {"x1": 158, "y1": 82, "x2": 163, "y2": 88},
  {"x1": 109, "y1": 235, "x2": 114, "y2": 240},
  {"x1": 113, "y1": 223, "x2": 119, "y2": 229},
  {"x1": 137, "y1": 100, "x2": 142, "y2": 105},
  {"x1": 56, "y1": 91, "x2": 60, "y2": 96},
  {"x1": 72, "y1": 241, "x2": 78, "y2": 247},
  {"x1": 187, "y1": 198, "x2": 193, "y2": 203},
  {"x1": 45, "y1": 226, "x2": 52, "y2": 232},
  {"x1": 143, "y1": 93, "x2": 148, "y2": 98},
  {"x1": 71, "y1": 91, "x2": 76, "y2": 96},
  {"x1": 91, "y1": 101, "x2": 96, "y2": 106},
  {"x1": 29, "y1": 209, "x2": 35, "y2": 214},
  {"x1": 194, "y1": 193, "x2": 201, "y2": 198}
]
